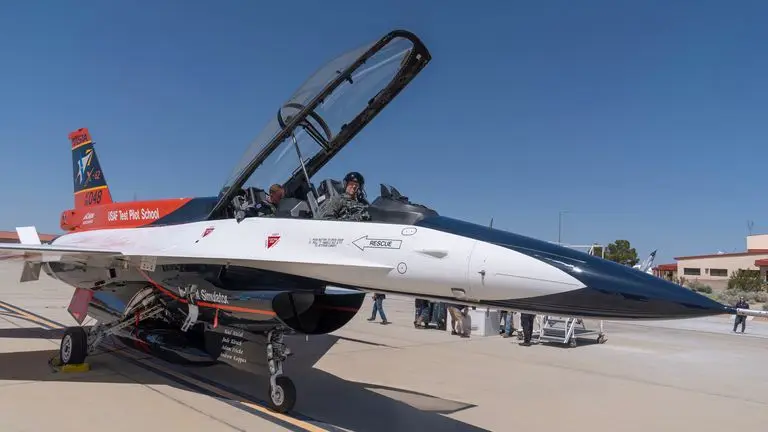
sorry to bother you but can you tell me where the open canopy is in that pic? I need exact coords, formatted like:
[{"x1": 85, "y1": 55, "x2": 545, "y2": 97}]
[{"x1": 208, "y1": 30, "x2": 431, "y2": 219}]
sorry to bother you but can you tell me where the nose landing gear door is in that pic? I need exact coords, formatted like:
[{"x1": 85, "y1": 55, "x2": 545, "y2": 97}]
[
  {"x1": 469, "y1": 241, "x2": 518, "y2": 301},
  {"x1": 469, "y1": 241, "x2": 489, "y2": 301}
]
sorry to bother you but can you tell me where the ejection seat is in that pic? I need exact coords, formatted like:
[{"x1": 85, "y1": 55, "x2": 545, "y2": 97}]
[
  {"x1": 316, "y1": 179, "x2": 344, "y2": 203},
  {"x1": 275, "y1": 195, "x2": 312, "y2": 218},
  {"x1": 250, "y1": 188, "x2": 269, "y2": 208},
  {"x1": 312, "y1": 179, "x2": 345, "y2": 218}
]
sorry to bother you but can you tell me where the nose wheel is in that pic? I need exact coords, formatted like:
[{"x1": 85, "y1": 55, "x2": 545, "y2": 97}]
[
  {"x1": 266, "y1": 329, "x2": 296, "y2": 413},
  {"x1": 269, "y1": 376, "x2": 297, "y2": 413}
]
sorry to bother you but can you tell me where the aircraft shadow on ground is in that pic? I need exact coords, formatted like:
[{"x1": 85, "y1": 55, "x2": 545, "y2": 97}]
[{"x1": 0, "y1": 327, "x2": 486, "y2": 432}]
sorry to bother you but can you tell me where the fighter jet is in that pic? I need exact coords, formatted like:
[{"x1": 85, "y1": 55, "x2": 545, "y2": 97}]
[
  {"x1": 0, "y1": 29, "x2": 761, "y2": 414},
  {"x1": 633, "y1": 250, "x2": 657, "y2": 274}
]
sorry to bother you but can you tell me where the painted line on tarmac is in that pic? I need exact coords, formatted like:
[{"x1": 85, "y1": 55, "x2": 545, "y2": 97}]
[
  {"x1": 0, "y1": 301, "x2": 62, "y2": 329},
  {"x1": 0, "y1": 300, "x2": 339, "y2": 432}
]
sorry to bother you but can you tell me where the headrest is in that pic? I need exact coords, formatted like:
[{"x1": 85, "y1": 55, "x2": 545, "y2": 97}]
[{"x1": 318, "y1": 179, "x2": 344, "y2": 197}]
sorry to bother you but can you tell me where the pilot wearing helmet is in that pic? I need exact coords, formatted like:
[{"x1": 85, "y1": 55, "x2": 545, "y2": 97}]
[{"x1": 318, "y1": 171, "x2": 371, "y2": 221}]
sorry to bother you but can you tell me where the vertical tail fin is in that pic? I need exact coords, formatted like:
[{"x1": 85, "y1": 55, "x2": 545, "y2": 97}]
[
  {"x1": 636, "y1": 250, "x2": 657, "y2": 274},
  {"x1": 69, "y1": 128, "x2": 113, "y2": 208}
]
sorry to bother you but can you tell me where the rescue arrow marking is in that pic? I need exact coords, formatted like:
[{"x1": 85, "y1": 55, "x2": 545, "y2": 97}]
[{"x1": 352, "y1": 235, "x2": 402, "y2": 251}]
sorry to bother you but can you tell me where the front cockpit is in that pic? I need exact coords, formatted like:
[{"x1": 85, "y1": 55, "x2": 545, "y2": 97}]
[{"x1": 206, "y1": 30, "x2": 433, "y2": 226}]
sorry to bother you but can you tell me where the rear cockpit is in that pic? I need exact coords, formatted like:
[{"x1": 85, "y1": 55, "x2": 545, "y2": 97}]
[{"x1": 207, "y1": 30, "x2": 432, "y2": 225}]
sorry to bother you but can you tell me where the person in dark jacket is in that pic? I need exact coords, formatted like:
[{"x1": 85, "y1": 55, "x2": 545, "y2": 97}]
[
  {"x1": 520, "y1": 313, "x2": 535, "y2": 346},
  {"x1": 733, "y1": 297, "x2": 749, "y2": 333}
]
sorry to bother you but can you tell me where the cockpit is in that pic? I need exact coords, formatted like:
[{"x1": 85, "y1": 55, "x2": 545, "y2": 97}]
[
  {"x1": 208, "y1": 30, "x2": 436, "y2": 225},
  {"x1": 222, "y1": 176, "x2": 438, "y2": 225}
]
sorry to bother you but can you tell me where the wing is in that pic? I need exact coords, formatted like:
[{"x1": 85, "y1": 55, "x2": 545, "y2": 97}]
[
  {"x1": 2, "y1": 226, "x2": 392, "y2": 285},
  {"x1": 0, "y1": 226, "x2": 122, "y2": 261},
  {"x1": 0, "y1": 227, "x2": 124, "y2": 282},
  {"x1": 0, "y1": 242, "x2": 122, "y2": 257}
]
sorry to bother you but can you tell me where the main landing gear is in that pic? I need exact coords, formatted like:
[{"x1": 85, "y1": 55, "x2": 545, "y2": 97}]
[
  {"x1": 266, "y1": 328, "x2": 296, "y2": 413},
  {"x1": 56, "y1": 286, "x2": 299, "y2": 414},
  {"x1": 59, "y1": 288, "x2": 166, "y2": 366},
  {"x1": 60, "y1": 326, "x2": 88, "y2": 365}
]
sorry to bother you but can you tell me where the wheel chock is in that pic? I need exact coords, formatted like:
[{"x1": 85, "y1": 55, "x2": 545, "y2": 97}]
[
  {"x1": 61, "y1": 363, "x2": 91, "y2": 373},
  {"x1": 48, "y1": 355, "x2": 91, "y2": 373}
]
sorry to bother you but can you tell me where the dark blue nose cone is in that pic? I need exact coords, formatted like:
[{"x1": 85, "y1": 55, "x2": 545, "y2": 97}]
[
  {"x1": 417, "y1": 216, "x2": 731, "y2": 320},
  {"x1": 523, "y1": 253, "x2": 731, "y2": 319}
]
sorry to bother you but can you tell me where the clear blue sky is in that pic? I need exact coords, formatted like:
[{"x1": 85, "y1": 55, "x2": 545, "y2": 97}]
[{"x1": 1, "y1": 1, "x2": 767, "y2": 264}]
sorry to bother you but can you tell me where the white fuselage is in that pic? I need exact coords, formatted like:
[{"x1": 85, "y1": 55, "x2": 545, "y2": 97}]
[{"x1": 51, "y1": 217, "x2": 586, "y2": 303}]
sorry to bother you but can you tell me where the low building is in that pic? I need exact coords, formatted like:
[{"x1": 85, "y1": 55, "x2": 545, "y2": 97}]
[
  {"x1": 0, "y1": 230, "x2": 57, "y2": 244},
  {"x1": 755, "y1": 259, "x2": 768, "y2": 283},
  {"x1": 659, "y1": 234, "x2": 768, "y2": 290},
  {"x1": 653, "y1": 263, "x2": 678, "y2": 281}
]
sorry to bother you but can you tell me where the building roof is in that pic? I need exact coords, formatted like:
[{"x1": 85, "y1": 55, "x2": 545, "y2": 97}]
[
  {"x1": 0, "y1": 230, "x2": 57, "y2": 242},
  {"x1": 674, "y1": 249, "x2": 768, "y2": 260},
  {"x1": 654, "y1": 263, "x2": 677, "y2": 271}
]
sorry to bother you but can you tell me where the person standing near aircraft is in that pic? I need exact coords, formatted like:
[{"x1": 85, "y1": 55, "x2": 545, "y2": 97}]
[
  {"x1": 414, "y1": 298, "x2": 428, "y2": 328},
  {"x1": 447, "y1": 303, "x2": 470, "y2": 337},
  {"x1": 318, "y1": 171, "x2": 371, "y2": 221},
  {"x1": 520, "y1": 313, "x2": 535, "y2": 346},
  {"x1": 733, "y1": 296, "x2": 749, "y2": 333},
  {"x1": 367, "y1": 293, "x2": 389, "y2": 324},
  {"x1": 500, "y1": 310, "x2": 517, "y2": 338}
]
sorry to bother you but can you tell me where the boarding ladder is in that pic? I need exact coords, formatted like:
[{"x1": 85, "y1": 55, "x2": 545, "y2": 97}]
[
  {"x1": 534, "y1": 316, "x2": 607, "y2": 347},
  {"x1": 529, "y1": 243, "x2": 608, "y2": 347}
]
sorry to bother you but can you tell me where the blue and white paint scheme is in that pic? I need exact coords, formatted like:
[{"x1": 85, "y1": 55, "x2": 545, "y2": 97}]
[{"x1": 0, "y1": 28, "x2": 762, "y2": 415}]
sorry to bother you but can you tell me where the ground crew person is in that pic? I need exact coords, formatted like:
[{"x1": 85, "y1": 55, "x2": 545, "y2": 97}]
[
  {"x1": 367, "y1": 293, "x2": 388, "y2": 324},
  {"x1": 447, "y1": 303, "x2": 470, "y2": 338},
  {"x1": 318, "y1": 171, "x2": 371, "y2": 221},
  {"x1": 520, "y1": 313, "x2": 535, "y2": 346},
  {"x1": 733, "y1": 296, "x2": 749, "y2": 333}
]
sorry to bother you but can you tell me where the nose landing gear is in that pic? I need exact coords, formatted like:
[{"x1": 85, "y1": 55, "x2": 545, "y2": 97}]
[{"x1": 266, "y1": 328, "x2": 296, "y2": 413}]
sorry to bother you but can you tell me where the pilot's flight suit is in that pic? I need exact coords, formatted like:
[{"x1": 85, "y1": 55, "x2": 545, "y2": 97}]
[
  {"x1": 319, "y1": 194, "x2": 370, "y2": 221},
  {"x1": 254, "y1": 199, "x2": 277, "y2": 217}
]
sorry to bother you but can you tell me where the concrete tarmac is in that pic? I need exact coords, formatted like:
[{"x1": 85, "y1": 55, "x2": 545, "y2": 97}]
[{"x1": 0, "y1": 261, "x2": 767, "y2": 431}]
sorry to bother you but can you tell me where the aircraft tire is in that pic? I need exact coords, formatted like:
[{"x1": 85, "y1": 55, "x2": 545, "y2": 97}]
[
  {"x1": 60, "y1": 327, "x2": 88, "y2": 365},
  {"x1": 268, "y1": 376, "x2": 296, "y2": 413}
]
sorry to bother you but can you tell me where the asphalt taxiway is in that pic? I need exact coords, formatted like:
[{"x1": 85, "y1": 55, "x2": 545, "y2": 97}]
[{"x1": 0, "y1": 261, "x2": 767, "y2": 432}]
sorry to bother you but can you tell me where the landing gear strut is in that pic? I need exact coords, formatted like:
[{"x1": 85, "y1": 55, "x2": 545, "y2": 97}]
[
  {"x1": 266, "y1": 328, "x2": 296, "y2": 413},
  {"x1": 58, "y1": 300, "x2": 165, "y2": 366}
]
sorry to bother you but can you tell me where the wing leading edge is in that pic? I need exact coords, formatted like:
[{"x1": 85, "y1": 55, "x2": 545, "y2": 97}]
[
  {"x1": 2, "y1": 226, "x2": 392, "y2": 285},
  {"x1": 0, "y1": 226, "x2": 123, "y2": 282}
]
